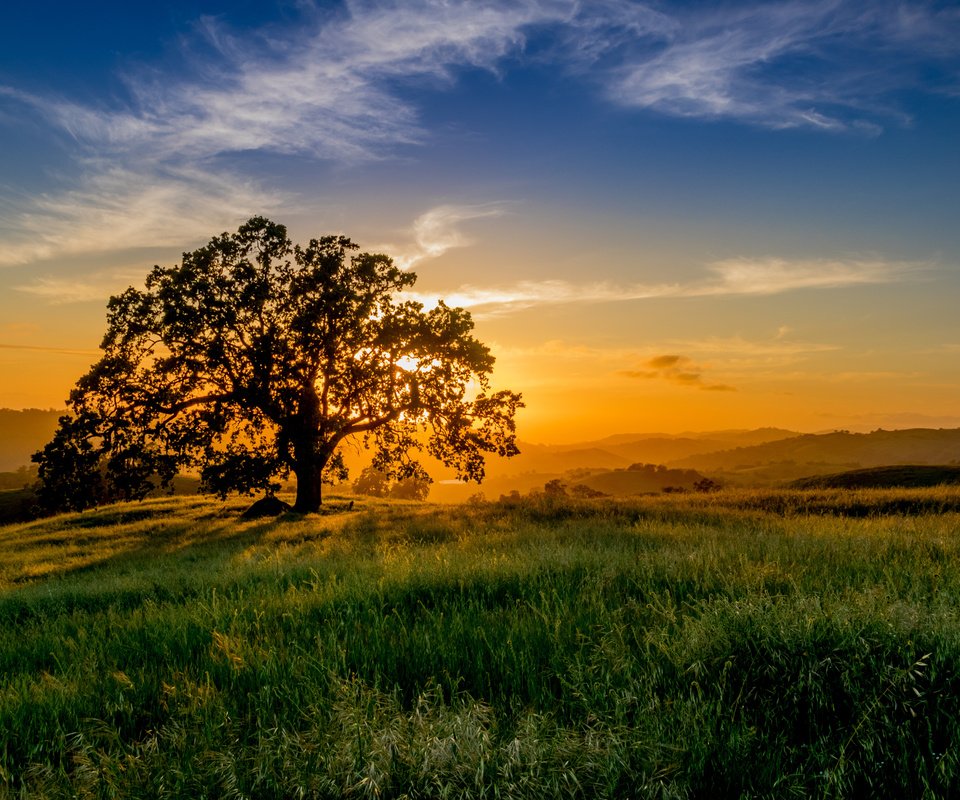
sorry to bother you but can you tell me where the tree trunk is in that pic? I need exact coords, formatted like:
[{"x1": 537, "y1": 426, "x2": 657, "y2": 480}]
[
  {"x1": 292, "y1": 436, "x2": 333, "y2": 513},
  {"x1": 293, "y1": 461, "x2": 324, "y2": 513},
  {"x1": 291, "y1": 388, "x2": 329, "y2": 513}
]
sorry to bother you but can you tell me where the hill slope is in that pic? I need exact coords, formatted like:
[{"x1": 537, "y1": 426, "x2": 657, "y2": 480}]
[
  {"x1": 575, "y1": 466, "x2": 708, "y2": 495},
  {"x1": 670, "y1": 428, "x2": 960, "y2": 479},
  {"x1": 3, "y1": 494, "x2": 960, "y2": 796},
  {"x1": 790, "y1": 465, "x2": 960, "y2": 489}
]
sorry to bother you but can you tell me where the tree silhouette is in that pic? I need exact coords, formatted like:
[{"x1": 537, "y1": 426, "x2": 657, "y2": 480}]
[
  {"x1": 34, "y1": 217, "x2": 522, "y2": 513},
  {"x1": 351, "y1": 466, "x2": 430, "y2": 500}
]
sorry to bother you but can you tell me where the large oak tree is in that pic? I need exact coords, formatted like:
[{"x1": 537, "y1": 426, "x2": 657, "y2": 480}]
[{"x1": 34, "y1": 217, "x2": 522, "y2": 513}]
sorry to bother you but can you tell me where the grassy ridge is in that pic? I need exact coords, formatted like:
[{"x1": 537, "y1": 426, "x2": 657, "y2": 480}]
[
  {"x1": 790, "y1": 464, "x2": 960, "y2": 489},
  {"x1": 2, "y1": 491, "x2": 960, "y2": 797}
]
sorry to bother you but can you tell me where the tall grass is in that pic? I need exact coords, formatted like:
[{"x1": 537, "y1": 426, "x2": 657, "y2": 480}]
[{"x1": 2, "y1": 490, "x2": 960, "y2": 797}]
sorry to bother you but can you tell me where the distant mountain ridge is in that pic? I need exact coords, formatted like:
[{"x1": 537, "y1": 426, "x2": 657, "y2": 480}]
[
  {"x1": 457, "y1": 427, "x2": 960, "y2": 498},
  {"x1": 431, "y1": 428, "x2": 802, "y2": 500},
  {"x1": 668, "y1": 428, "x2": 960, "y2": 484},
  {"x1": 501, "y1": 428, "x2": 799, "y2": 477},
  {"x1": 6, "y1": 410, "x2": 960, "y2": 497}
]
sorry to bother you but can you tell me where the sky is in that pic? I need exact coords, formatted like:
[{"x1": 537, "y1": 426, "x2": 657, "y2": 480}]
[{"x1": 1, "y1": 0, "x2": 959, "y2": 443}]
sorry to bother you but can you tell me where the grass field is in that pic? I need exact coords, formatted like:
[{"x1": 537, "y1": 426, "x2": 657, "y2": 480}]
[{"x1": 2, "y1": 489, "x2": 960, "y2": 797}]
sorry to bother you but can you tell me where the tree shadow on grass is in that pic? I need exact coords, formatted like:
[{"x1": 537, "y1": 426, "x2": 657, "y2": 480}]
[{"x1": 0, "y1": 495, "x2": 363, "y2": 595}]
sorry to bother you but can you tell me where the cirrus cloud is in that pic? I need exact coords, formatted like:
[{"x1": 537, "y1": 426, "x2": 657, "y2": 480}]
[
  {"x1": 407, "y1": 255, "x2": 923, "y2": 317},
  {"x1": 0, "y1": 0, "x2": 957, "y2": 271}
]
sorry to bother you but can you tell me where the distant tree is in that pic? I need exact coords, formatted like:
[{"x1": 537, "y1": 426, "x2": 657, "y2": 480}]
[
  {"x1": 569, "y1": 483, "x2": 608, "y2": 499},
  {"x1": 351, "y1": 466, "x2": 391, "y2": 498},
  {"x1": 543, "y1": 478, "x2": 567, "y2": 496},
  {"x1": 34, "y1": 217, "x2": 522, "y2": 514},
  {"x1": 388, "y1": 475, "x2": 430, "y2": 501},
  {"x1": 351, "y1": 466, "x2": 430, "y2": 501},
  {"x1": 628, "y1": 463, "x2": 657, "y2": 473},
  {"x1": 693, "y1": 477, "x2": 722, "y2": 493}
]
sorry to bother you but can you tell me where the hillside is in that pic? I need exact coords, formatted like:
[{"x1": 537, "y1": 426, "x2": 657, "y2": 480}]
[
  {"x1": 473, "y1": 428, "x2": 800, "y2": 487},
  {"x1": 790, "y1": 465, "x2": 960, "y2": 489},
  {"x1": 574, "y1": 465, "x2": 708, "y2": 496},
  {"x1": 16, "y1": 421, "x2": 960, "y2": 496},
  {"x1": 3, "y1": 492, "x2": 960, "y2": 796},
  {"x1": 670, "y1": 428, "x2": 960, "y2": 483}
]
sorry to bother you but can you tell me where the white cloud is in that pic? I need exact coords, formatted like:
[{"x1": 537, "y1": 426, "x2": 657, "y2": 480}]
[
  {"x1": 410, "y1": 256, "x2": 919, "y2": 316},
  {"x1": 701, "y1": 257, "x2": 905, "y2": 295},
  {"x1": 388, "y1": 203, "x2": 506, "y2": 269},
  {"x1": 15, "y1": 268, "x2": 146, "y2": 304},
  {"x1": 36, "y1": 3, "x2": 565, "y2": 164},
  {"x1": 0, "y1": 1, "x2": 556, "y2": 268},
  {"x1": 595, "y1": 1, "x2": 958, "y2": 130},
  {"x1": 1, "y1": 0, "x2": 957, "y2": 270},
  {"x1": 0, "y1": 164, "x2": 283, "y2": 268}
]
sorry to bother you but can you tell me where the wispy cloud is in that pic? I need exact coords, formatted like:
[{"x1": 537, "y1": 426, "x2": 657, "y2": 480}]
[
  {"x1": 591, "y1": 1, "x2": 960, "y2": 131},
  {"x1": 410, "y1": 256, "x2": 919, "y2": 316},
  {"x1": 0, "y1": 342, "x2": 99, "y2": 356},
  {"x1": 621, "y1": 354, "x2": 736, "y2": 391},
  {"x1": 488, "y1": 334, "x2": 862, "y2": 396},
  {"x1": 1, "y1": 0, "x2": 957, "y2": 269},
  {"x1": 0, "y1": 165, "x2": 283, "y2": 268},
  {"x1": 29, "y1": 3, "x2": 560, "y2": 164},
  {"x1": 700, "y1": 257, "x2": 907, "y2": 295},
  {"x1": 387, "y1": 203, "x2": 506, "y2": 269},
  {"x1": 14, "y1": 268, "x2": 146, "y2": 304},
  {"x1": 0, "y1": 2, "x2": 552, "y2": 266}
]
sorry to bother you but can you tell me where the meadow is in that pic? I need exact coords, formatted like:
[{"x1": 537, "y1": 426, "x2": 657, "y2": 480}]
[{"x1": 2, "y1": 489, "x2": 960, "y2": 798}]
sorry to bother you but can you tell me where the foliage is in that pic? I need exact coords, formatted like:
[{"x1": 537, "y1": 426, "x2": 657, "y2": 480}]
[
  {"x1": 569, "y1": 483, "x2": 608, "y2": 498},
  {"x1": 543, "y1": 478, "x2": 566, "y2": 496},
  {"x1": 389, "y1": 476, "x2": 431, "y2": 501},
  {"x1": 541, "y1": 478, "x2": 608, "y2": 499},
  {"x1": 33, "y1": 218, "x2": 521, "y2": 513},
  {"x1": 351, "y1": 465, "x2": 391, "y2": 497},
  {"x1": 352, "y1": 466, "x2": 430, "y2": 500},
  {"x1": 3, "y1": 489, "x2": 960, "y2": 796}
]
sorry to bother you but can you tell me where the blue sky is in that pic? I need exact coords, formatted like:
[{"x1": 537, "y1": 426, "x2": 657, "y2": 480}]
[{"x1": 1, "y1": 0, "x2": 959, "y2": 438}]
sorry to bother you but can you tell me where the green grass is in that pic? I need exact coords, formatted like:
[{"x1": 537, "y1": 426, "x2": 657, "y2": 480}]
[
  {"x1": 2, "y1": 490, "x2": 960, "y2": 797},
  {"x1": 790, "y1": 464, "x2": 960, "y2": 490}
]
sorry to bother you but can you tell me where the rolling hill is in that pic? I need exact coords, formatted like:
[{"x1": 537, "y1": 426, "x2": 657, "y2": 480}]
[
  {"x1": 669, "y1": 428, "x2": 960, "y2": 485},
  {"x1": 790, "y1": 465, "x2": 960, "y2": 489},
  {"x1": 574, "y1": 465, "x2": 708, "y2": 496}
]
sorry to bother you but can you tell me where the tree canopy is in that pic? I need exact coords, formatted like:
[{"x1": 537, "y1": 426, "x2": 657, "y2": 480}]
[{"x1": 34, "y1": 217, "x2": 522, "y2": 513}]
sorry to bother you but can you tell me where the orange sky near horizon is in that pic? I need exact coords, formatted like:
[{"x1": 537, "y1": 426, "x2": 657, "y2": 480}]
[
  {"x1": 3, "y1": 241, "x2": 960, "y2": 445},
  {"x1": 2, "y1": 2, "x2": 959, "y2": 443}
]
